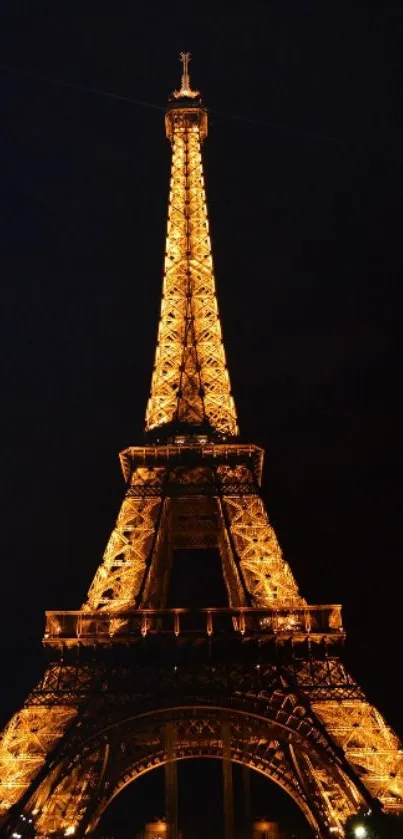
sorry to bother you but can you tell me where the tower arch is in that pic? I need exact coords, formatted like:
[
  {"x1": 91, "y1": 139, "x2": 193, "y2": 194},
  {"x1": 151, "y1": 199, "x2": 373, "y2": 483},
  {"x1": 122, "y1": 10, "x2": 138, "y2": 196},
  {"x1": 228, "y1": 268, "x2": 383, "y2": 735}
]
[
  {"x1": 30, "y1": 701, "x2": 362, "y2": 837},
  {"x1": 98, "y1": 755, "x2": 318, "y2": 833}
]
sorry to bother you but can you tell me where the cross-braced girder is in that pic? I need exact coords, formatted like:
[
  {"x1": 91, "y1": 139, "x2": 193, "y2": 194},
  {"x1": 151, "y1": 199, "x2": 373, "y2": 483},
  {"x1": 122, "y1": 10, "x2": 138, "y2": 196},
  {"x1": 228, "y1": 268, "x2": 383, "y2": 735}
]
[
  {"x1": 312, "y1": 699, "x2": 403, "y2": 812},
  {"x1": 220, "y1": 492, "x2": 302, "y2": 607},
  {"x1": 83, "y1": 467, "x2": 166, "y2": 612},
  {"x1": 291, "y1": 658, "x2": 403, "y2": 815},
  {"x1": 79, "y1": 458, "x2": 304, "y2": 614},
  {"x1": 0, "y1": 669, "x2": 81, "y2": 819}
]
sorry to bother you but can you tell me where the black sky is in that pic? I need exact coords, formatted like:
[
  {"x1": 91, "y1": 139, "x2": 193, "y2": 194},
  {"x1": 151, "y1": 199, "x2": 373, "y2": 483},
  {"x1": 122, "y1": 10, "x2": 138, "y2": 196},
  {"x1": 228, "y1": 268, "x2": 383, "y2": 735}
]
[{"x1": 1, "y1": 1, "x2": 403, "y2": 833}]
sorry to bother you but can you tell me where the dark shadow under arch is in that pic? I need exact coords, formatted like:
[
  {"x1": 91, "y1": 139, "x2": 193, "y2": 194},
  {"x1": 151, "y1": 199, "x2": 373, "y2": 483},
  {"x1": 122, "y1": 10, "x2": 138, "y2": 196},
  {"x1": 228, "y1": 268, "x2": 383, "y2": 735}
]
[
  {"x1": 75, "y1": 704, "x2": 339, "y2": 834},
  {"x1": 99, "y1": 753, "x2": 318, "y2": 834}
]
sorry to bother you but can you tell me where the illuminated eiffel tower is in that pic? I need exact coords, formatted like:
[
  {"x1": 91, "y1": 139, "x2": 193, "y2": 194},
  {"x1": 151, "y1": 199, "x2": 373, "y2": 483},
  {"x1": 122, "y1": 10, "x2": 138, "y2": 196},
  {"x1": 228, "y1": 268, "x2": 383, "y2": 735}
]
[{"x1": 1, "y1": 54, "x2": 402, "y2": 839}]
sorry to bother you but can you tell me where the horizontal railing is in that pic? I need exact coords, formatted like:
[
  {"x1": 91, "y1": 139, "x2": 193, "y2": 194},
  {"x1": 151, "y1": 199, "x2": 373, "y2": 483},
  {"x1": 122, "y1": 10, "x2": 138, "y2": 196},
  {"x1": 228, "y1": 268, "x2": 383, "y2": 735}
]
[
  {"x1": 119, "y1": 442, "x2": 265, "y2": 484},
  {"x1": 43, "y1": 605, "x2": 344, "y2": 645}
]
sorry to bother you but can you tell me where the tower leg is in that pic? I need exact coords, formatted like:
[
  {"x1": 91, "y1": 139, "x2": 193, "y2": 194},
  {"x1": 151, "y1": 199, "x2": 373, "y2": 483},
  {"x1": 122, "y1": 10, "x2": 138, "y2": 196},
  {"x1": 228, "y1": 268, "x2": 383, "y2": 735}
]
[
  {"x1": 164, "y1": 723, "x2": 178, "y2": 839},
  {"x1": 222, "y1": 722, "x2": 235, "y2": 839}
]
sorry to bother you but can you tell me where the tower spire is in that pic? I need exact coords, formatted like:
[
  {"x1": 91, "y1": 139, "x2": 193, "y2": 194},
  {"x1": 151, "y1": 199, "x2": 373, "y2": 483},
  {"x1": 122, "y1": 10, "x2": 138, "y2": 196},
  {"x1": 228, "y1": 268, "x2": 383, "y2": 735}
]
[
  {"x1": 175, "y1": 50, "x2": 198, "y2": 99},
  {"x1": 146, "y1": 53, "x2": 238, "y2": 439}
]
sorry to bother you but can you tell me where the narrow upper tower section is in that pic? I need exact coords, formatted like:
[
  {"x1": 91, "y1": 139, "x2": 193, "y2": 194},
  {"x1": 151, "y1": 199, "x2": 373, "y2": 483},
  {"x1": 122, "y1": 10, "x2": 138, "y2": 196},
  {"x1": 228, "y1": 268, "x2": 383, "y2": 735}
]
[{"x1": 145, "y1": 53, "x2": 238, "y2": 440}]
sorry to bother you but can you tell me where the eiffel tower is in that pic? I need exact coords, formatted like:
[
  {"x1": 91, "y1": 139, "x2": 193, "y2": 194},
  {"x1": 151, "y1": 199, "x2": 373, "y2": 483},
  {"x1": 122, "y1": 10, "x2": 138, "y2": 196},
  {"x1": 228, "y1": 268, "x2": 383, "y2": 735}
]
[{"x1": 1, "y1": 54, "x2": 402, "y2": 839}]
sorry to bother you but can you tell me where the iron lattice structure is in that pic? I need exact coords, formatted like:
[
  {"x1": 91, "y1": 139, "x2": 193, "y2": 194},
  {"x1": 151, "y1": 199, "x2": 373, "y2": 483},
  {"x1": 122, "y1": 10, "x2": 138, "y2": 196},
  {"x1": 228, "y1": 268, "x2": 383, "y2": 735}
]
[
  {"x1": 145, "y1": 74, "x2": 238, "y2": 438},
  {"x1": 1, "y1": 56, "x2": 402, "y2": 839}
]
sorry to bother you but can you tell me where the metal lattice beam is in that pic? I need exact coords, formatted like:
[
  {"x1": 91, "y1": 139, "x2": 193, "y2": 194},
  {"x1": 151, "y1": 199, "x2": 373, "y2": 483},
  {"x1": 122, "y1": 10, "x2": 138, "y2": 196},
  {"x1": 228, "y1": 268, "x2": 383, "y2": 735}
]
[
  {"x1": 219, "y1": 491, "x2": 303, "y2": 607},
  {"x1": 84, "y1": 468, "x2": 165, "y2": 612},
  {"x1": 0, "y1": 691, "x2": 79, "y2": 818},
  {"x1": 312, "y1": 699, "x2": 403, "y2": 812}
]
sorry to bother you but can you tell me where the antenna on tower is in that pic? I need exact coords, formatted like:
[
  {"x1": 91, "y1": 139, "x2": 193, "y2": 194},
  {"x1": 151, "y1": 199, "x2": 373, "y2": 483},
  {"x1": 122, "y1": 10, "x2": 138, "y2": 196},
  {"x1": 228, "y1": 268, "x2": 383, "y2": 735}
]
[
  {"x1": 173, "y1": 50, "x2": 199, "y2": 99},
  {"x1": 180, "y1": 51, "x2": 191, "y2": 93}
]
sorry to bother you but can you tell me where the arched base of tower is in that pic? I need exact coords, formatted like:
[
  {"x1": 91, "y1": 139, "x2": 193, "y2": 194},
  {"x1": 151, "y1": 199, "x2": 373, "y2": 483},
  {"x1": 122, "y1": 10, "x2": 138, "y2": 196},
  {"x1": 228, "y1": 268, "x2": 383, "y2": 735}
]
[{"x1": 0, "y1": 656, "x2": 375, "y2": 839}]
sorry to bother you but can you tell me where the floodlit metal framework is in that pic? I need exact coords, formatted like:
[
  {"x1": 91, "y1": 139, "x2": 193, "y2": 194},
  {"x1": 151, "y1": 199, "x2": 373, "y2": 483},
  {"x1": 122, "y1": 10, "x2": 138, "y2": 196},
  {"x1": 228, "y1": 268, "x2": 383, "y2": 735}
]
[
  {"x1": 0, "y1": 54, "x2": 402, "y2": 839},
  {"x1": 82, "y1": 444, "x2": 302, "y2": 612},
  {"x1": 145, "y1": 59, "x2": 237, "y2": 437}
]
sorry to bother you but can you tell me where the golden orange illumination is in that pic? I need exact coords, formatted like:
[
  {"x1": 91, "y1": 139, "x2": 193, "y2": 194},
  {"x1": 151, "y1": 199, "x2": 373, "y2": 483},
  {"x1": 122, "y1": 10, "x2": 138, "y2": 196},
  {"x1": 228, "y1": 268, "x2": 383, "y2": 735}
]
[
  {"x1": 0, "y1": 55, "x2": 402, "y2": 839},
  {"x1": 145, "y1": 60, "x2": 238, "y2": 437}
]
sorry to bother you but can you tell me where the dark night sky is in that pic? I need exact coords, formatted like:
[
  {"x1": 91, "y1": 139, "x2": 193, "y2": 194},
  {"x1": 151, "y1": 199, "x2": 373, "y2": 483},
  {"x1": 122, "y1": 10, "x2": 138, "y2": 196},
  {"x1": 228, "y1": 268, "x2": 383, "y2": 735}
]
[{"x1": 1, "y1": 2, "x2": 403, "y2": 834}]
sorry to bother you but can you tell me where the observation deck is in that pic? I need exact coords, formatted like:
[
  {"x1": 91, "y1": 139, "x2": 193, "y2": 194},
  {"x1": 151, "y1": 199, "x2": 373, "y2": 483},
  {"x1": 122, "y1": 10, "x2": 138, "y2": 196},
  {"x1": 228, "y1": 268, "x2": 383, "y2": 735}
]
[
  {"x1": 43, "y1": 605, "x2": 344, "y2": 648},
  {"x1": 119, "y1": 442, "x2": 264, "y2": 485}
]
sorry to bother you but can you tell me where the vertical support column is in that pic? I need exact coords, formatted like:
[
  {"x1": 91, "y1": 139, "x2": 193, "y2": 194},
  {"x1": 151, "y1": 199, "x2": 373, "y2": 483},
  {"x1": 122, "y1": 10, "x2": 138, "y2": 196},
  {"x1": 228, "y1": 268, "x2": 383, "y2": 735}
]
[
  {"x1": 242, "y1": 765, "x2": 251, "y2": 839},
  {"x1": 164, "y1": 722, "x2": 178, "y2": 839},
  {"x1": 222, "y1": 721, "x2": 234, "y2": 839}
]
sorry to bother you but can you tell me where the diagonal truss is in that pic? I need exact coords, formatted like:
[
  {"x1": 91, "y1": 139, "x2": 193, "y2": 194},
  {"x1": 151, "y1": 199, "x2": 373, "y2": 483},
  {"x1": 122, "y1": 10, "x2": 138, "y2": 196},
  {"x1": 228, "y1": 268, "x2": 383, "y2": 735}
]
[
  {"x1": 0, "y1": 706, "x2": 77, "y2": 816},
  {"x1": 83, "y1": 467, "x2": 165, "y2": 612},
  {"x1": 294, "y1": 659, "x2": 403, "y2": 815},
  {"x1": 81, "y1": 455, "x2": 304, "y2": 614},
  {"x1": 219, "y1": 489, "x2": 303, "y2": 606},
  {"x1": 312, "y1": 699, "x2": 403, "y2": 811},
  {"x1": 0, "y1": 667, "x2": 82, "y2": 818}
]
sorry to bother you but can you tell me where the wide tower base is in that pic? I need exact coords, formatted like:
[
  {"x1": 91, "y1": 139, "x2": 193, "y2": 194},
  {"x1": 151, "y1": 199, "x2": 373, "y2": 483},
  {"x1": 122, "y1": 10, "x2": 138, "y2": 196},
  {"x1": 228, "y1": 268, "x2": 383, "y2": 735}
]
[{"x1": 0, "y1": 441, "x2": 402, "y2": 839}]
